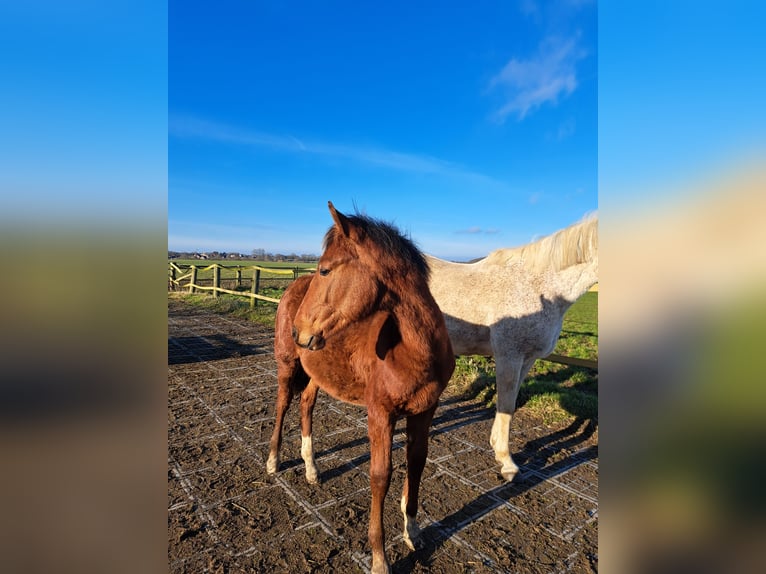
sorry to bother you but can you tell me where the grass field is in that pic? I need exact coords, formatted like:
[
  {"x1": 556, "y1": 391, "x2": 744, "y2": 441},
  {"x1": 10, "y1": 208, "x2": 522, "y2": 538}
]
[
  {"x1": 169, "y1": 290, "x2": 283, "y2": 327},
  {"x1": 168, "y1": 286, "x2": 598, "y2": 424}
]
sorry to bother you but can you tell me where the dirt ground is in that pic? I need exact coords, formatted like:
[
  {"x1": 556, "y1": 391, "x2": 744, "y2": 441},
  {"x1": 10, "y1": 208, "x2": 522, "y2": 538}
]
[{"x1": 168, "y1": 298, "x2": 598, "y2": 573}]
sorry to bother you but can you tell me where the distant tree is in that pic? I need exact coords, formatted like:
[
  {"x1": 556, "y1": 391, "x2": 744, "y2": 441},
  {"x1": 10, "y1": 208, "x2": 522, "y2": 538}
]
[{"x1": 251, "y1": 248, "x2": 266, "y2": 259}]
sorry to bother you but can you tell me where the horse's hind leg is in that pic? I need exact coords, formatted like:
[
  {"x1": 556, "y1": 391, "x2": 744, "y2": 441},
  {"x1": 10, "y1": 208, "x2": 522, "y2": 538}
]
[
  {"x1": 266, "y1": 376, "x2": 292, "y2": 474},
  {"x1": 267, "y1": 359, "x2": 305, "y2": 474},
  {"x1": 300, "y1": 379, "x2": 320, "y2": 484},
  {"x1": 400, "y1": 404, "x2": 437, "y2": 551}
]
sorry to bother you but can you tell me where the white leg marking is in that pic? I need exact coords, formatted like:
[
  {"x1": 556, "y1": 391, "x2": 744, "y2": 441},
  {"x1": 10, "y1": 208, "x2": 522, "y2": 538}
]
[
  {"x1": 400, "y1": 494, "x2": 422, "y2": 551},
  {"x1": 301, "y1": 435, "x2": 319, "y2": 484},
  {"x1": 370, "y1": 555, "x2": 391, "y2": 574},
  {"x1": 266, "y1": 452, "x2": 279, "y2": 474},
  {"x1": 490, "y1": 412, "x2": 519, "y2": 481}
]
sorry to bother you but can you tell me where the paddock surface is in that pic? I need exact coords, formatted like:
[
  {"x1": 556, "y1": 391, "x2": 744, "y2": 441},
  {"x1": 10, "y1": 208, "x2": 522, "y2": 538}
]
[{"x1": 168, "y1": 298, "x2": 598, "y2": 573}]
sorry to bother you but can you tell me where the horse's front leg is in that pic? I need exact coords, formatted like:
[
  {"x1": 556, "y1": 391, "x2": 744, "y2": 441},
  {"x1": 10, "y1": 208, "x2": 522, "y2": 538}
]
[
  {"x1": 400, "y1": 405, "x2": 437, "y2": 551},
  {"x1": 489, "y1": 355, "x2": 534, "y2": 481},
  {"x1": 300, "y1": 379, "x2": 320, "y2": 484},
  {"x1": 367, "y1": 407, "x2": 395, "y2": 574}
]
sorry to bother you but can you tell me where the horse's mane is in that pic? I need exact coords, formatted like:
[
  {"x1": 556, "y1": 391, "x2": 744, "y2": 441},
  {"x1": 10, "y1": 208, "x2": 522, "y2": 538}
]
[
  {"x1": 323, "y1": 213, "x2": 430, "y2": 280},
  {"x1": 484, "y1": 213, "x2": 598, "y2": 273}
]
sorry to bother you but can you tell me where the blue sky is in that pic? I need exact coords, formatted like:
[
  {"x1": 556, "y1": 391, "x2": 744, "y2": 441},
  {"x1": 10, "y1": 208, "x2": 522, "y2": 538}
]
[
  {"x1": 2, "y1": 2, "x2": 760, "y2": 258},
  {"x1": 0, "y1": 2, "x2": 166, "y2": 225},
  {"x1": 599, "y1": 2, "x2": 766, "y2": 211},
  {"x1": 169, "y1": 1, "x2": 598, "y2": 261}
]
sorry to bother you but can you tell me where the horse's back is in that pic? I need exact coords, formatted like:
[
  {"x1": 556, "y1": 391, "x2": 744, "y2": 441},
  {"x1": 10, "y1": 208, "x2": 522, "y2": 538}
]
[
  {"x1": 427, "y1": 256, "x2": 502, "y2": 322},
  {"x1": 427, "y1": 255, "x2": 561, "y2": 357}
]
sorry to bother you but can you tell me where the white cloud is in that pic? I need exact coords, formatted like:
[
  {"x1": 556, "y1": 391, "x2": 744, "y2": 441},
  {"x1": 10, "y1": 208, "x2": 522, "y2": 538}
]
[
  {"x1": 488, "y1": 35, "x2": 585, "y2": 122},
  {"x1": 169, "y1": 116, "x2": 501, "y2": 185},
  {"x1": 455, "y1": 227, "x2": 500, "y2": 235}
]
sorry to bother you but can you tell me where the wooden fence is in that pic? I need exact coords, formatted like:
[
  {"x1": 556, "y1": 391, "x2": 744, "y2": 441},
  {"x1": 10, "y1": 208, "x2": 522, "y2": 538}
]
[
  {"x1": 542, "y1": 353, "x2": 597, "y2": 370},
  {"x1": 168, "y1": 262, "x2": 315, "y2": 308},
  {"x1": 168, "y1": 262, "x2": 597, "y2": 370}
]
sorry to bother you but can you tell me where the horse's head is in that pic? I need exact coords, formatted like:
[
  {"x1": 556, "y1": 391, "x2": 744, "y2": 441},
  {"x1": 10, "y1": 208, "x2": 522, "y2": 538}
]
[{"x1": 292, "y1": 202, "x2": 383, "y2": 351}]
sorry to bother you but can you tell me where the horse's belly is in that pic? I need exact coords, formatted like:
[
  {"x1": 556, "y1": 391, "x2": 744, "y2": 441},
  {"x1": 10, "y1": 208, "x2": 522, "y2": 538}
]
[
  {"x1": 298, "y1": 350, "x2": 367, "y2": 406},
  {"x1": 451, "y1": 338, "x2": 493, "y2": 356},
  {"x1": 317, "y1": 380, "x2": 367, "y2": 406},
  {"x1": 444, "y1": 316, "x2": 492, "y2": 355}
]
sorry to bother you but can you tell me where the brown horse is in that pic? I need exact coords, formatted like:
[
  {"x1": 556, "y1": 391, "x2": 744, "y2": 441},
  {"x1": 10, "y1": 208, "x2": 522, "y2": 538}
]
[{"x1": 267, "y1": 202, "x2": 455, "y2": 574}]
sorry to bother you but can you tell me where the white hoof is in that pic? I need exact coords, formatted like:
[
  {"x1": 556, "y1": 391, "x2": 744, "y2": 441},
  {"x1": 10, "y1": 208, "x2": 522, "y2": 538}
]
[
  {"x1": 305, "y1": 463, "x2": 320, "y2": 484},
  {"x1": 402, "y1": 520, "x2": 423, "y2": 551},
  {"x1": 500, "y1": 461, "x2": 519, "y2": 482},
  {"x1": 401, "y1": 495, "x2": 423, "y2": 551},
  {"x1": 266, "y1": 453, "x2": 279, "y2": 474}
]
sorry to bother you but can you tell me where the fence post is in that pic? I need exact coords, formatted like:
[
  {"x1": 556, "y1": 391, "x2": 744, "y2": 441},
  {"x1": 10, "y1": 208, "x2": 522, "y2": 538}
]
[
  {"x1": 213, "y1": 264, "x2": 220, "y2": 297},
  {"x1": 189, "y1": 265, "x2": 197, "y2": 294},
  {"x1": 236, "y1": 268, "x2": 242, "y2": 289},
  {"x1": 250, "y1": 268, "x2": 261, "y2": 309}
]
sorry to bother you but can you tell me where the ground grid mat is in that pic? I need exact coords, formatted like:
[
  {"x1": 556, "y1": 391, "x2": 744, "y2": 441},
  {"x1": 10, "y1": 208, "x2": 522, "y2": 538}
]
[{"x1": 168, "y1": 299, "x2": 598, "y2": 573}]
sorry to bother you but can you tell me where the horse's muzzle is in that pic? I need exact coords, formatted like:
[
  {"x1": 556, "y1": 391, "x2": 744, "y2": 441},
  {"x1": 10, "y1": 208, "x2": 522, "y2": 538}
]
[{"x1": 292, "y1": 326, "x2": 325, "y2": 351}]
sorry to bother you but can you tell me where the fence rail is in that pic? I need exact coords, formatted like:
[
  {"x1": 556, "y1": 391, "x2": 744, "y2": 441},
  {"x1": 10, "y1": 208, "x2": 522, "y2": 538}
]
[
  {"x1": 168, "y1": 262, "x2": 315, "y2": 307},
  {"x1": 543, "y1": 353, "x2": 597, "y2": 370}
]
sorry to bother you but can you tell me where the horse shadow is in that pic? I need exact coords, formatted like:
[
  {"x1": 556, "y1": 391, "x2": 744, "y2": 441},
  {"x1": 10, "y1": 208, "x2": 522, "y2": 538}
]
[
  {"x1": 391, "y1": 416, "x2": 598, "y2": 572},
  {"x1": 268, "y1": 377, "x2": 596, "y2": 573},
  {"x1": 278, "y1": 402, "x2": 597, "y2": 570},
  {"x1": 168, "y1": 334, "x2": 266, "y2": 365},
  {"x1": 387, "y1": 301, "x2": 598, "y2": 571}
]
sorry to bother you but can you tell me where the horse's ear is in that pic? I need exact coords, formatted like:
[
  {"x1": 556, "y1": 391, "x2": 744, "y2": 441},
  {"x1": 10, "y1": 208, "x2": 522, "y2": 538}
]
[{"x1": 328, "y1": 201, "x2": 352, "y2": 238}]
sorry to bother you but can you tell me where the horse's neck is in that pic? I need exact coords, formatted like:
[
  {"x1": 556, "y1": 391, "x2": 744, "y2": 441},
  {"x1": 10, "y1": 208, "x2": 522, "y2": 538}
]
[
  {"x1": 548, "y1": 259, "x2": 598, "y2": 304},
  {"x1": 389, "y1": 287, "x2": 442, "y2": 354}
]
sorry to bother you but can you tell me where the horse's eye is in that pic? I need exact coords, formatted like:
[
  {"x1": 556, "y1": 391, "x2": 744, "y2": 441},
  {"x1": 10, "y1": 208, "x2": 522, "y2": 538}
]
[{"x1": 319, "y1": 268, "x2": 330, "y2": 276}]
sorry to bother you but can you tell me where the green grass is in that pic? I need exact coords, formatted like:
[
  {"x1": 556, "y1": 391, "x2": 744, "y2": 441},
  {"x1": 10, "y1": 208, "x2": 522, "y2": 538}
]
[
  {"x1": 169, "y1": 291, "x2": 282, "y2": 327},
  {"x1": 553, "y1": 291, "x2": 598, "y2": 359},
  {"x1": 449, "y1": 292, "x2": 598, "y2": 424}
]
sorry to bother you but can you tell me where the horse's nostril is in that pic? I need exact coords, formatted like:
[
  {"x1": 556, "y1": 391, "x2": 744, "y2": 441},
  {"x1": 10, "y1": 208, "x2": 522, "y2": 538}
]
[
  {"x1": 310, "y1": 335, "x2": 325, "y2": 351},
  {"x1": 292, "y1": 326, "x2": 298, "y2": 341}
]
